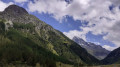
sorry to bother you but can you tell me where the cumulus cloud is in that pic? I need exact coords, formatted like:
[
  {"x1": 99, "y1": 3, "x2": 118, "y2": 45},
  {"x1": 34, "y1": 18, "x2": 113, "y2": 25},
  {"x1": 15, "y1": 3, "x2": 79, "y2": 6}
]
[
  {"x1": 102, "y1": 45, "x2": 116, "y2": 51},
  {"x1": 28, "y1": 0, "x2": 120, "y2": 48},
  {"x1": 63, "y1": 30, "x2": 87, "y2": 41},
  {"x1": 93, "y1": 42, "x2": 101, "y2": 45},
  {"x1": 28, "y1": 0, "x2": 68, "y2": 21},
  {"x1": 111, "y1": 0, "x2": 120, "y2": 6},
  {"x1": 14, "y1": 0, "x2": 28, "y2": 3},
  {"x1": 0, "y1": 1, "x2": 13, "y2": 11}
]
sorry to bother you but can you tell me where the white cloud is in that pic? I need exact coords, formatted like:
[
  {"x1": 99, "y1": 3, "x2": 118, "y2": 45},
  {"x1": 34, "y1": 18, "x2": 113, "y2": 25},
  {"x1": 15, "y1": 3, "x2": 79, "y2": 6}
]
[
  {"x1": 28, "y1": 0, "x2": 68, "y2": 21},
  {"x1": 111, "y1": 0, "x2": 120, "y2": 6},
  {"x1": 93, "y1": 42, "x2": 101, "y2": 45},
  {"x1": 0, "y1": 1, "x2": 13, "y2": 12},
  {"x1": 63, "y1": 30, "x2": 87, "y2": 41},
  {"x1": 102, "y1": 45, "x2": 116, "y2": 51},
  {"x1": 14, "y1": 0, "x2": 28, "y2": 3},
  {"x1": 28, "y1": 0, "x2": 120, "y2": 48}
]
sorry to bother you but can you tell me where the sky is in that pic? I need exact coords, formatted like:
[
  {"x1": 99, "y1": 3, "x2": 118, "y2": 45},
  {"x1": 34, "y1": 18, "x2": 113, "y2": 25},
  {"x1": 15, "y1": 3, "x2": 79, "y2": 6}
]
[{"x1": 0, "y1": 0, "x2": 120, "y2": 51}]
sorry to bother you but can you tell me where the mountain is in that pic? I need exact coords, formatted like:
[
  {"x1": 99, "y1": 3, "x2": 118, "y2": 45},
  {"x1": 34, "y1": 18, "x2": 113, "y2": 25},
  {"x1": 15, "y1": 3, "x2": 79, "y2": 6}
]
[
  {"x1": 102, "y1": 47, "x2": 120, "y2": 64},
  {"x1": 73, "y1": 36, "x2": 110, "y2": 60},
  {"x1": 0, "y1": 5, "x2": 100, "y2": 66}
]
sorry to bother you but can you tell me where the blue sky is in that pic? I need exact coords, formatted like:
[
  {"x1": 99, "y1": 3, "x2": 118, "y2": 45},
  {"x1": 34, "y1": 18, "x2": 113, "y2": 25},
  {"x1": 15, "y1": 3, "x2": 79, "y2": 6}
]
[{"x1": 1, "y1": 0, "x2": 120, "y2": 51}]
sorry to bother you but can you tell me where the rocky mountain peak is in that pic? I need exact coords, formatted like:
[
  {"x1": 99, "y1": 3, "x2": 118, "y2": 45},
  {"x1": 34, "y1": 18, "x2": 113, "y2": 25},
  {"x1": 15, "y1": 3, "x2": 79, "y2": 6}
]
[
  {"x1": 4, "y1": 4, "x2": 28, "y2": 15},
  {"x1": 0, "y1": 5, "x2": 34, "y2": 24},
  {"x1": 72, "y1": 36, "x2": 110, "y2": 60},
  {"x1": 73, "y1": 36, "x2": 87, "y2": 45},
  {"x1": 73, "y1": 36, "x2": 84, "y2": 41}
]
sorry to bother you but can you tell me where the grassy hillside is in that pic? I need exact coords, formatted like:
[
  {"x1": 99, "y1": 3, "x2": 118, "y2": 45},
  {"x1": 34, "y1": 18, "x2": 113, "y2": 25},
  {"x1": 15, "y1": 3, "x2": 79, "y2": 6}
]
[
  {"x1": 0, "y1": 19, "x2": 73, "y2": 67},
  {"x1": 0, "y1": 17, "x2": 100, "y2": 66},
  {"x1": 0, "y1": 5, "x2": 101, "y2": 66}
]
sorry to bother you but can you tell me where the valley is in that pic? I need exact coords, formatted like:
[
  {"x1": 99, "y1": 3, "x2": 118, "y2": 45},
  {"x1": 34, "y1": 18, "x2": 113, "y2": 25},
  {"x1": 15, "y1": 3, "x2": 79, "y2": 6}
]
[
  {"x1": 84, "y1": 64, "x2": 120, "y2": 67},
  {"x1": 0, "y1": 4, "x2": 120, "y2": 67}
]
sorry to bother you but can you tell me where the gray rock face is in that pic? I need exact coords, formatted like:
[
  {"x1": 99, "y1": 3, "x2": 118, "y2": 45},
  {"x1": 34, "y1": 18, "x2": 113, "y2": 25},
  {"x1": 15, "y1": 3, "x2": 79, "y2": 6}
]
[
  {"x1": 4, "y1": 5, "x2": 28, "y2": 15},
  {"x1": 73, "y1": 36, "x2": 110, "y2": 60},
  {"x1": 0, "y1": 5, "x2": 59, "y2": 35},
  {"x1": 0, "y1": 5, "x2": 42, "y2": 24}
]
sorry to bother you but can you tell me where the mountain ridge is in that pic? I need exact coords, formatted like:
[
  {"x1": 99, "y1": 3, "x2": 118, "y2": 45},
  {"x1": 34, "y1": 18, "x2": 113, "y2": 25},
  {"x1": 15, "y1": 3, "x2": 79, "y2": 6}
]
[
  {"x1": 102, "y1": 47, "x2": 120, "y2": 64},
  {"x1": 0, "y1": 5, "x2": 100, "y2": 66},
  {"x1": 73, "y1": 36, "x2": 110, "y2": 60}
]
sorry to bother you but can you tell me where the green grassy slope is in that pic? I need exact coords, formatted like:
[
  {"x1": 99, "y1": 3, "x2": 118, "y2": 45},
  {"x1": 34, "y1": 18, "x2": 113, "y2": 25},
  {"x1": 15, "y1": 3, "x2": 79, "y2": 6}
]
[
  {"x1": 0, "y1": 5, "x2": 101, "y2": 66},
  {"x1": 0, "y1": 20, "x2": 72, "y2": 67}
]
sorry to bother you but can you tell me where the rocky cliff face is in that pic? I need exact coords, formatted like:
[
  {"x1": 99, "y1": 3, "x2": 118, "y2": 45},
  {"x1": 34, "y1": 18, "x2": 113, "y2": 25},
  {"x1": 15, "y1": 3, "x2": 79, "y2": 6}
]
[
  {"x1": 73, "y1": 36, "x2": 110, "y2": 60},
  {"x1": 0, "y1": 5, "x2": 60, "y2": 39}
]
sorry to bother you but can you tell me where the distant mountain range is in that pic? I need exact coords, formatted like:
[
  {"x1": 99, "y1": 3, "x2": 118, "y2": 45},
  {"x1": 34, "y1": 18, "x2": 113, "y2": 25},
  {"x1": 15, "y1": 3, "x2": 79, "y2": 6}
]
[
  {"x1": 0, "y1": 5, "x2": 100, "y2": 66},
  {"x1": 72, "y1": 36, "x2": 110, "y2": 60}
]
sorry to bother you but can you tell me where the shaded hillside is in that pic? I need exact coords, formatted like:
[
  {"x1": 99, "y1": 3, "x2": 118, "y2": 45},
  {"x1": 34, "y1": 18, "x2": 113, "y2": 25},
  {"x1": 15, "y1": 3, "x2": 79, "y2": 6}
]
[
  {"x1": 0, "y1": 5, "x2": 100, "y2": 66},
  {"x1": 102, "y1": 47, "x2": 120, "y2": 64},
  {"x1": 0, "y1": 19, "x2": 73, "y2": 67},
  {"x1": 73, "y1": 36, "x2": 110, "y2": 60}
]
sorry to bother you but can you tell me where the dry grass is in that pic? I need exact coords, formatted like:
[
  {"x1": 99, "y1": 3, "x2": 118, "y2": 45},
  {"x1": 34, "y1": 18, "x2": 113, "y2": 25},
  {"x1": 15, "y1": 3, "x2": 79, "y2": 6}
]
[
  {"x1": 56, "y1": 62, "x2": 74, "y2": 67},
  {"x1": 1, "y1": 64, "x2": 120, "y2": 67},
  {"x1": 82, "y1": 64, "x2": 120, "y2": 67}
]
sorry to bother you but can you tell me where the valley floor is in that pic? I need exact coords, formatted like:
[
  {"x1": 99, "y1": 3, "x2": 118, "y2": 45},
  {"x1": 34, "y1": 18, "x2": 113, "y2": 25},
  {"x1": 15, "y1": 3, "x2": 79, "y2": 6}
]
[
  {"x1": 82, "y1": 64, "x2": 120, "y2": 67},
  {"x1": 1, "y1": 64, "x2": 120, "y2": 67}
]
